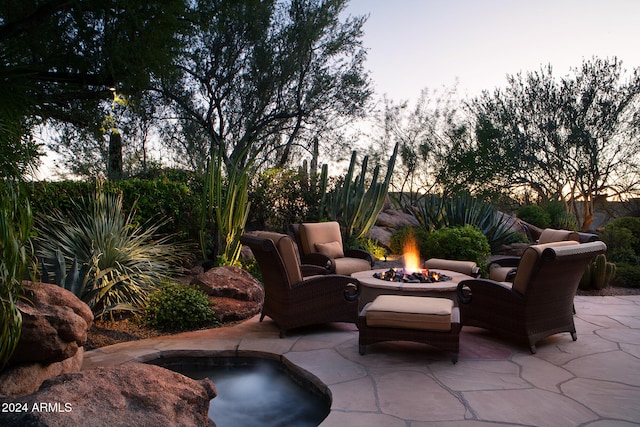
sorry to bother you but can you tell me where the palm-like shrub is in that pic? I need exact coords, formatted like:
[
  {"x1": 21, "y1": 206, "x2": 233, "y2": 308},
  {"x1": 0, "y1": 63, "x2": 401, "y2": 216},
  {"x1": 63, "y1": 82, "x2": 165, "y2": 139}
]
[{"x1": 36, "y1": 188, "x2": 188, "y2": 318}]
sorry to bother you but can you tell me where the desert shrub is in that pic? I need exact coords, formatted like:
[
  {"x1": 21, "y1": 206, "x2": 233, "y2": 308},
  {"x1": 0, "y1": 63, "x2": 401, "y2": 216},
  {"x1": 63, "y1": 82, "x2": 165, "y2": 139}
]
[
  {"x1": 35, "y1": 188, "x2": 190, "y2": 318},
  {"x1": 239, "y1": 257, "x2": 262, "y2": 282},
  {"x1": 389, "y1": 226, "x2": 430, "y2": 258},
  {"x1": 612, "y1": 263, "x2": 640, "y2": 288},
  {"x1": 350, "y1": 237, "x2": 387, "y2": 260},
  {"x1": 517, "y1": 205, "x2": 551, "y2": 228},
  {"x1": 425, "y1": 225, "x2": 490, "y2": 270},
  {"x1": 145, "y1": 282, "x2": 218, "y2": 331},
  {"x1": 248, "y1": 168, "x2": 323, "y2": 231},
  {"x1": 410, "y1": 193, "x2": 519, "y2": 253},
  {"x1": 600, "y1": 218, "x2": 640, "y2": 260}
]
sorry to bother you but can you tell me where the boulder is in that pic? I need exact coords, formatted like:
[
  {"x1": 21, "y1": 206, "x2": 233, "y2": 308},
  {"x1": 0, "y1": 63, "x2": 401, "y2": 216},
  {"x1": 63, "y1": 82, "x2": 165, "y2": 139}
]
[
  {"x1": 194, "y1": 266, "x2": 264, "y2": 322},
  {"x1": 11, "y1": 282, "x2": 93, "y2": 364},
  {"x1": 0, "y1": 348, "x2": 84, "y2": 398},
  {"x1": 0, "y1": 362, "x2": 217, "y2": 427},
  {"x1": 375, "y1": 209, "x2": 419, "y2": 229}
]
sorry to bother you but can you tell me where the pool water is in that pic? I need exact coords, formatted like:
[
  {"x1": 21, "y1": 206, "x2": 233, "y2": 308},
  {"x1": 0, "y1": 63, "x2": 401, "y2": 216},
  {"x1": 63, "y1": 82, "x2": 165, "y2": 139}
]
[{"x1": 151, "y1": 357, "x2": 330, "y2": 427}]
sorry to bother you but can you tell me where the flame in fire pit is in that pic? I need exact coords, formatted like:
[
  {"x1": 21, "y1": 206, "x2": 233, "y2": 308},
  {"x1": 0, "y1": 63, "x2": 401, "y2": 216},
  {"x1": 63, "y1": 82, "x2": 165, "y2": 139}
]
[{"x1": 403, "y1": 230, "x2": 421, "y2": 273}]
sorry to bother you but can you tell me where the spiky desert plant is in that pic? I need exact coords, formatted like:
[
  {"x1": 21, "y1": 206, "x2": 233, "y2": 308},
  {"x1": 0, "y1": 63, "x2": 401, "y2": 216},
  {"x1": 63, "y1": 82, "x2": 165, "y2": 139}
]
[
  {"x1": 324, "y1": 143, "x2": 398, "y2": 245},
  {"x1": 0, "y1": 181, "x2": 35, "y2": 368},
  {"x1": 199, "y1": 146, "x2": 251, "y2": 266},
  {"x1": 411, "y1": 193, "x2": 518, "y2": 253},
  {"x1": 36, "y1": 187, "x2": 187, "y2": 318}
]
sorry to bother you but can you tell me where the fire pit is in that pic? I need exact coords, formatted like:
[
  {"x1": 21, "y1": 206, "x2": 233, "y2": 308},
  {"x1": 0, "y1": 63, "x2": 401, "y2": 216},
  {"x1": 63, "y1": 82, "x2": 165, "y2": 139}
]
[{"x1": 373, "y1": 268, "x2": 452, "y2": 283}]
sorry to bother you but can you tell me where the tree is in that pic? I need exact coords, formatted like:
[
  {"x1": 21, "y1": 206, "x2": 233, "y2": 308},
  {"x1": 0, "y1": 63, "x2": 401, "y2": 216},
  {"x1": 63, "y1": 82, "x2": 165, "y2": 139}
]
[
  {"x1": 367, "y1": 87, "x2": 467, "y2": 207},
  {"x1": 161, "y1": 0, "x2": 371, "y2": 172},
  {"x1": 446, "y1": 58, "x2": 640, "y2": 229},
  {"x1": 0, "y1": 0, "x2": 188, "y2": 178}
]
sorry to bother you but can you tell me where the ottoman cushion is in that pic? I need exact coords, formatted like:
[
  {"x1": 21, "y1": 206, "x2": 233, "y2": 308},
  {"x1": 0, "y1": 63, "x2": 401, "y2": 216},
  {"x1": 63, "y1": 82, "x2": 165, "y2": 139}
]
[{"x1": 365, "y1": 295, "x2": 453, "y2": 331}]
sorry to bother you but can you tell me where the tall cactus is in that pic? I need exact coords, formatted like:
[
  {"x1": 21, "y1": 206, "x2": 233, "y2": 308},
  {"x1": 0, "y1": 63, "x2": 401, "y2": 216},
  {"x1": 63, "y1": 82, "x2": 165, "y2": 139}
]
[
  {"x1": 582, "y1": 253, "x2": 617, "y2": 290},
  {"x1": 324, "y1": 143, "x2": 398, "y2": 245}
]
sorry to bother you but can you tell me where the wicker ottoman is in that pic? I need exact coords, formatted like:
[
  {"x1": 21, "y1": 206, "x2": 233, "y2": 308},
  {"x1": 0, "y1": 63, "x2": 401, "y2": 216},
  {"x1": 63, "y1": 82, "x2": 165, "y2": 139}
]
[{"x1": 358, "y1": 295, "x2": 460, "y2": 364}]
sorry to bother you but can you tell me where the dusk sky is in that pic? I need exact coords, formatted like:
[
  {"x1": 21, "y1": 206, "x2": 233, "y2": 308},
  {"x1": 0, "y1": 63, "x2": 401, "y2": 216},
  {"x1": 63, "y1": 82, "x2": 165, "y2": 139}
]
[{"x1": 345, "y1": 0, "x2": 640, "y2": 102}]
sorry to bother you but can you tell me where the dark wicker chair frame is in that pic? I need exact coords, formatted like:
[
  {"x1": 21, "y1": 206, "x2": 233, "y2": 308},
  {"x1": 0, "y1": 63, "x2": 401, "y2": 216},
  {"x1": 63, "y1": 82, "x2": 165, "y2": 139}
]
[
  {"x1": 291, "y1": 223, "x2": 374, "y2": 274},
  {"x1": 457, "y1": 241, "x2": 607, "y2": 353},
  {"x1": 241, "y1": 233, "x2": 361, "y2": 338},
  {"x1": 489, "y1": 228, "x2": 599, "y2": 282}
]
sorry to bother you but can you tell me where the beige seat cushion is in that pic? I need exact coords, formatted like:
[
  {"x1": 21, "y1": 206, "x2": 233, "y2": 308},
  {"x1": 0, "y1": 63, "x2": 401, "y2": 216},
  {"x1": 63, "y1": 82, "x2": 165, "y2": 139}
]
[
  {"x1": 538, "y1": 228, "x2": 580, "y2": 244},
  {"x1": 512, "y1": 240, "x2": 580, "y2": 294},
  {"x1": 424, "y1": 258, "x2": 478, "y2": 276},
  {"x1": 365, "y1": 295, "x2": 453, "y2": 331},
  {"x1": 334, "y1": 257, "x2": 371, "y2": 276},
  {"x1": 254, "y1": 231, "x2": 303, "y2": 286}
]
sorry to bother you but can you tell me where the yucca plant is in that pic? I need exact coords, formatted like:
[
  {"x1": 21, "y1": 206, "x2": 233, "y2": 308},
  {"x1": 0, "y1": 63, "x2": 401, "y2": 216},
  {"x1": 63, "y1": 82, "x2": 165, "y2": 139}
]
[
  {"x1": 0, "y1": 181, "x2": 35, "y2": 368},
  {"x1": 36, "y1": 187, "x2": 187, "y2": 318}
]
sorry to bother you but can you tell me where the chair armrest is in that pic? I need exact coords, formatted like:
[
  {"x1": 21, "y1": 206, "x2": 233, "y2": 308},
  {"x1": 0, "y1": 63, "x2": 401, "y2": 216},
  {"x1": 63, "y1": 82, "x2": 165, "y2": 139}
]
[
  {"x1": 300, "y1": 264, "x2": 329, "y2": 276},
  {"x1": 300, "y1": 253, "x2": 334, "y2": 272},
  {"x1": 457, "y1": 278, "x2": 520, "y2": 305},
  {"x1": 292, "y1": 275, "x2": 361, "y2": 301},
  {"x1": 344, "y1": 249, "x2": 375, "y2": 267}
]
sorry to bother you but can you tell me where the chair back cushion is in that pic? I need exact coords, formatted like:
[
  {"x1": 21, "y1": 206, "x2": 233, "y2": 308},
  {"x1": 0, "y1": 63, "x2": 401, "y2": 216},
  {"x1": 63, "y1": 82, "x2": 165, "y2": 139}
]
[
  {"x1": 299, "y1": 222, "x2": 344, "y2": 257},
  {"x1": 254, "y1": 232, "x2": 303, "y2": 286},
  {"x1": 538, "y1": 228, "x2": 581, "y2": 244},
  {"x1": 512, "y1": 240, "x2": 579, "y2": 294}
]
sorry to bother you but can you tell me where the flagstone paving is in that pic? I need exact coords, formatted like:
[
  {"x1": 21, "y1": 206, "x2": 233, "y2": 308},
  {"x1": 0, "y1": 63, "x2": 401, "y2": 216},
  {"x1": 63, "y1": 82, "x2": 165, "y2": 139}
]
[{"x1": 84, "y1": 295, "x2": 640, "y2": 426}]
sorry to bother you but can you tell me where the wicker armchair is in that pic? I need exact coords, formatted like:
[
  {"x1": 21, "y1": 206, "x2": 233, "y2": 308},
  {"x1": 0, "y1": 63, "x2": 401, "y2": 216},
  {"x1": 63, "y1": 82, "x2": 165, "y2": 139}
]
[
  {"x1": 489, "y1": 228, "x2": 590, "y2": 282},
  {"x1": 457, "y1": 240, "x2": 607, "y2": 353},
  {"x1": 291, "y1": 222, "x2": 374, "y2": 275},
  {"x1": 241, "y1": 232, "x2": 360, "y2": 337}
]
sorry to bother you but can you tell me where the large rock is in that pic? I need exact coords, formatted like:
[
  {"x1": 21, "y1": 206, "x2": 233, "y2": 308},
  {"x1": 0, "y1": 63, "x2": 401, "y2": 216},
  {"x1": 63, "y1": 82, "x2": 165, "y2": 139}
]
[
  {"x1": 0, "y1": 362, "x2": 217, "y2": 427},
  {"x1": 194, "y1": 266, "x2": 264, "y2": 323},
  {"x1": 0, "y1": 348, "x2": 84, "y2": 398},
  {"x1": 0, "y1": 283, "x2": 94, "y2": 397},
  {"x1": 11, "y1": 282, "x2": 93, "y2": 364}
]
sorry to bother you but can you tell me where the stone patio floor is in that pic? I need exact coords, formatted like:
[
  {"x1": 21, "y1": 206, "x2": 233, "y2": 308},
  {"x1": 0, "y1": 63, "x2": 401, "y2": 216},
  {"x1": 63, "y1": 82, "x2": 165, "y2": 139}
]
[{"x1": 84, "y1": 295, "x2": 640, "y2": 426}]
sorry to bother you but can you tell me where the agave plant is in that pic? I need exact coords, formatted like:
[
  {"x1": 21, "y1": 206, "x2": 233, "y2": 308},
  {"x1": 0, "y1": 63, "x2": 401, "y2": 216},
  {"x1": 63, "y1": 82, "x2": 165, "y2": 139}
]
[
  {"x1": 0, "y1": 181, "x2": 34, "y2": 367},
  {"x1": 410, "y1": 193, "x2": 518, "y2": 253},
  {"x1": 36, "y1": 187, "x2": 187, "y2": 318}
]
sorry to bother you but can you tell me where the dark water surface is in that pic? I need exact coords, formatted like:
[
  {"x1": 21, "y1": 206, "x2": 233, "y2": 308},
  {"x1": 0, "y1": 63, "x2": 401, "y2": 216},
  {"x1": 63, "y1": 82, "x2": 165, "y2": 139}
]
[{"x1": 150, "y1": 357, "x2": 330, "y2": 427}]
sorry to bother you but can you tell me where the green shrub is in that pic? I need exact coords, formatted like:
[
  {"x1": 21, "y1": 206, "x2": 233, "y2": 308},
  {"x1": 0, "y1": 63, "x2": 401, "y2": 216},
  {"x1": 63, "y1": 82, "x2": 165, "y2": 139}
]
[
  {"x1": 600, "y1": 218, "x2": 640, "y2": 260},
  {"x1": 410, "y1": 193, "x2": 519, "y2": 253},
  {"x1": 145, "y1": 282, "x2": 218, "y2": 331},
  {"x1": 350, "y1": 237, "x2": 387, "y2": 260},
  {"x1": 602, "y1": 217, "x2": 640, "y2": 255},
  {"x1": 425, "y1": 225, "x2": 491, "y2": 270},
  {"x1": 35, "y1": 187, "x2": 190, "y2": 318},
  {"x1": 612, "y1": 263, "x2": 640, "y2": 288},
  {"x1": 389, "y1": 226, "x2": 430, "y2": 258},
  {"x1": 239, "y1": 257, "x2": 262, "y2": 282},
  {"x1": 517, "y1": 205, "x2": 551, "y2": 228}
]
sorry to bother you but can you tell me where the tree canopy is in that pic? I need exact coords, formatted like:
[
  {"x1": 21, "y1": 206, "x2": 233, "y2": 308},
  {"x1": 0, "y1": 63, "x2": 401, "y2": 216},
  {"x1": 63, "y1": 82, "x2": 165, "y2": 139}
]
[
  {"x1": 442, "y1": 57, "x2": 640, "y2": 229},
  {"x1": 161, "y1": 0, "x2": 372, "y2": 172},
  {"x1": 1, "y1": 0, "x2": 188, "y2": 178}
]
